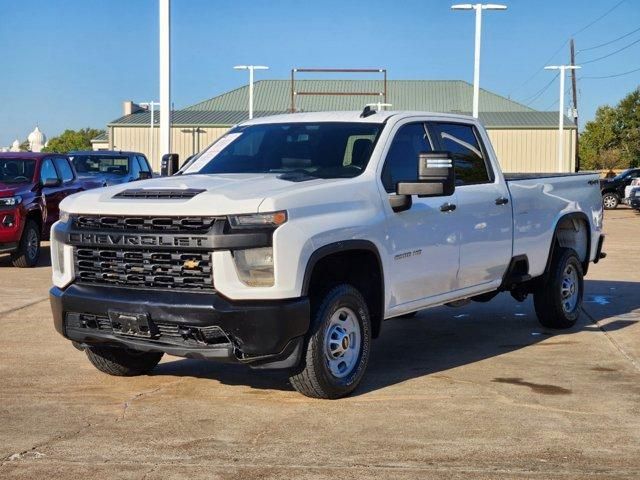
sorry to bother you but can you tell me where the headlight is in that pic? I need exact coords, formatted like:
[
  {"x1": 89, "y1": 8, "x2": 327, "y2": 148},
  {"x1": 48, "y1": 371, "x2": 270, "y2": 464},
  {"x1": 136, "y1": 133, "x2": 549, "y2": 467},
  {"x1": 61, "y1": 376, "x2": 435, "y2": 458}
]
[
  {"x1": 228, "y1": 211, "x2": 287, "y2": 228},
  {"x1": 233, "y1": 247, "x2": 274, "y2": 287},
  {"x1": 59, "y1": 209, "x2": 70, "y2": 223},
  {"x1": 635, "y1": 190, "x2": 640, "y2": 197},
  {"x1": 0, "y1": 196, "x2": 22, "y2": 207}
]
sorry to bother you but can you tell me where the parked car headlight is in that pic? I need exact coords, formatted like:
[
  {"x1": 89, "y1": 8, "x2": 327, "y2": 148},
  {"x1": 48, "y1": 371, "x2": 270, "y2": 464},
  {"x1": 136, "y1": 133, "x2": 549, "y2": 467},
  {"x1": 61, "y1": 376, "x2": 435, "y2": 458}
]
[
  {"x1": 635, "y1": 190, "x2": 640, "y2": 197},
  {"x1": 228, "y1": 211, "x2": 287, "y2": 228},
  {"x1": 0, "y1": 196, "x2": 22, "y2": 207},
  {"x1": 233, "y1": 247, "x2": 275, "y2": 287}
]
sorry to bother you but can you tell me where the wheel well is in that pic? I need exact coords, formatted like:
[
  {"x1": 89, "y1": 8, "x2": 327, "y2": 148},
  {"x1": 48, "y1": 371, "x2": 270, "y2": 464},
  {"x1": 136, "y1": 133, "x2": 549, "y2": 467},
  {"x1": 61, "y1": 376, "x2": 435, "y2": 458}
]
[
  {"x1": 26, "y1": 210, "x2": 43, "y2": 234},
  {"x1": 548, "y1": 214, "x2": 590, "y2": 275},
  {"x1": 304, "y1": 245, "x2": 384, "y2": 338},
  {"x1": 601, "y1": 189, "x2": 618, "y2": 196}
]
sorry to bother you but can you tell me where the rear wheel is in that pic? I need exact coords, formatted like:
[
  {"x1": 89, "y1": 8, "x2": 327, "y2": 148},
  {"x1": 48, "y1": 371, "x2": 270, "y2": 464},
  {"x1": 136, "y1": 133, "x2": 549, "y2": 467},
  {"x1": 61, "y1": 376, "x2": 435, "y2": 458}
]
[
  {"x1": 533, "y1": 247, "x2": 583, "y2": 329},
  {"x1": 289, "y1": 284, "x2": 371, "y2": 399},
  {"x1": 602, "y1": 192, "x2": 619, "y2": 210},
  {"x1": 11, "y1": 220, "x2": 40, "y2": 268},
  {"x1": 85, "y1": 346, "x2": 163, "y2": 376}
]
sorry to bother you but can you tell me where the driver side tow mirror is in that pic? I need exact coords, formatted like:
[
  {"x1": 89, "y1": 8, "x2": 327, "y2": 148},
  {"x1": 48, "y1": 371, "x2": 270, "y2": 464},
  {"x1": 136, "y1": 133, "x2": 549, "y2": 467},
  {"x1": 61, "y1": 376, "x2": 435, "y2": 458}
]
[
  {"x1": 42, "y1": 177, "x2": 61, "y2": 188},
  {"x1": 391, "y1": 152, "x2": 455, "y2": 212}
]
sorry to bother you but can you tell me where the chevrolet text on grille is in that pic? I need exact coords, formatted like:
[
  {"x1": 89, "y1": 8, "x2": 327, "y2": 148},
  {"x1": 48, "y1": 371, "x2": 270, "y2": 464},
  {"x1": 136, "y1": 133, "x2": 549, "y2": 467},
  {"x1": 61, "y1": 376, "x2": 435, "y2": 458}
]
[{"x1": 68, "y1": 232, "x2": 211, "y2": 248}]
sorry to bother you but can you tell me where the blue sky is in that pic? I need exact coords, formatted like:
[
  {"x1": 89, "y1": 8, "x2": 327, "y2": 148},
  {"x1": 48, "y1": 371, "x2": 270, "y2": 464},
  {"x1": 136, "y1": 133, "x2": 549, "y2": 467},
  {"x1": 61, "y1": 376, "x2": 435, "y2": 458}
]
[{"x1": 0, "y1": 0, "x2": 638, "y2": 147}]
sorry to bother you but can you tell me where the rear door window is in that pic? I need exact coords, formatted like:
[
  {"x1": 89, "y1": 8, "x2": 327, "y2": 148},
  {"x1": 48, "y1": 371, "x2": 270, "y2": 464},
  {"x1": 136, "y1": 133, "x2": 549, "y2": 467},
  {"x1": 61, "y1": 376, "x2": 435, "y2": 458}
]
[{"x1": 429, "y1": 123, "x2": 493, "y2": 186}]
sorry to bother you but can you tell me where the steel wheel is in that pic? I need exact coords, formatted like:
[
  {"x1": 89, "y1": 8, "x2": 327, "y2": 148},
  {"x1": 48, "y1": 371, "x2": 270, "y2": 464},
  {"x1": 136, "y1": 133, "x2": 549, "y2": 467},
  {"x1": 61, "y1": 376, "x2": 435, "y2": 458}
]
[
  {"x1": 324, "y1": 307, "x2": 362, "y2": 379},
  {"x1": 560, "y1": 264, "x2": 579, "y2": 313}
]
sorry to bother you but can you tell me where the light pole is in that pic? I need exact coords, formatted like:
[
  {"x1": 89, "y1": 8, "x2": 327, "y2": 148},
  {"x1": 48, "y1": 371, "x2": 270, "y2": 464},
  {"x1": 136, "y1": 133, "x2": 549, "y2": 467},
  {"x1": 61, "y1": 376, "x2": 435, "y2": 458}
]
[
  {"x1": 544, "y1": 65, "x2": 581, "y2": 172},
  {"x1": 451, "y1": 3, "x2": 507, "y2": 118},
  {"x1": 139, "y1": 101, "x2": 160, "y2": 166},
  {"x1": 159, "y1": 0, "x2": 171, "y2": 158},
  {"x1": 233, "y1": 65, "x2": 269, "y2": 119}
]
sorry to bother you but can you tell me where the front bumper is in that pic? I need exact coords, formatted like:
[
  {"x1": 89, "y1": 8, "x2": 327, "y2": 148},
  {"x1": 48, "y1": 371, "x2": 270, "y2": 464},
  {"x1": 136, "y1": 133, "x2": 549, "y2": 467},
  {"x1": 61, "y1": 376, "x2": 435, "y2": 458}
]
[
  {"x1": 50, "y1": 284, "x2": 310, "y2": 369},
  {"x1": 630, "y1": 197, "x2": 640, "y2": 210}
]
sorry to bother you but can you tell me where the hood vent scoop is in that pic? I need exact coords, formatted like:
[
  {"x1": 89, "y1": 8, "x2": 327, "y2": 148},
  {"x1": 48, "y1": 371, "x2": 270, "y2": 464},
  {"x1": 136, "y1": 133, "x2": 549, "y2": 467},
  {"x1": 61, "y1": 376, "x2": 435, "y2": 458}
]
[{"x1": 113, "y1": 188, "x2": 205, "y2": 199}]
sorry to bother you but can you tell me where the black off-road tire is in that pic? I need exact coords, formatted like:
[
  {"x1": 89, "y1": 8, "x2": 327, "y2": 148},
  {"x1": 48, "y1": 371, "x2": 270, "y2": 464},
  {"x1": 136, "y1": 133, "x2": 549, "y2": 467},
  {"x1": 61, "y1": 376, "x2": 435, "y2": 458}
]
[
  {"x1": 85, "y1": 346, "x2": 163, "y2": 376},
  {"x1": 602, "y1": 192, "x2": 619, "y2": 210},
  {"x1": 11, "y1": 220, "x2": 40, "y2": 268},
  {"x1": 534, "y1": 247, "x2": 583, "y2": 329},
  {"x1": 289, "y1": 284, "x2": 371, "y2": 399}
]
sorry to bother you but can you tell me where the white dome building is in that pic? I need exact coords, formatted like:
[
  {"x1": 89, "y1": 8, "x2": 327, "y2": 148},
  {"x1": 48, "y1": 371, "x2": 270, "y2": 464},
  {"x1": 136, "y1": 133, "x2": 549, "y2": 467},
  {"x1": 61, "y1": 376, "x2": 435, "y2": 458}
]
[
  {"x1": 9, "y1": 139, "x2": 21, "y2": 152},
  {"x1": 28, "y1": 126, "x2": 46, "y2": 152}
]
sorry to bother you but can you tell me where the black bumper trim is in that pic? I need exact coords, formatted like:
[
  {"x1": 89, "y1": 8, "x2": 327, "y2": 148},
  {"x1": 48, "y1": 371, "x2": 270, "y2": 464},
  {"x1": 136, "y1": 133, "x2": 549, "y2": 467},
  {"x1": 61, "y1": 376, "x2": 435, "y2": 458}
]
[{"x1": 50, "y1": 284, "x2": 310, "y2": 368}]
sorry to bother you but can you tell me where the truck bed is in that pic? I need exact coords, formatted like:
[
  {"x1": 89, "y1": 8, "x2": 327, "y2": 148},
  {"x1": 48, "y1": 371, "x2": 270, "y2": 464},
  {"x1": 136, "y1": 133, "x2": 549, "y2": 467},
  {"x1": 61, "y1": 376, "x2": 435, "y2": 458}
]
[
  {"x1": 504, "y1": 172, "x2": 598, "y2": 181},
  {"x1": 505, "y1": 171, "x2": 602, "y2": 279}
]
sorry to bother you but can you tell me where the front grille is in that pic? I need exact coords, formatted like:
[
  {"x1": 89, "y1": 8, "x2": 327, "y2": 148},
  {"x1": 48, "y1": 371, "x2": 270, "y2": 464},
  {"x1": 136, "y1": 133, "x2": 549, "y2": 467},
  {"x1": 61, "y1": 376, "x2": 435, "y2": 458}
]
[
  {"x1": 74, "y1": 215, "x2": 217, "y2": 233},
  {"x1": 113, "y1": 188, "x2": 205, "y2": 199},
  {"x1": 74, "y1": 247, "x2": 213, "y2": 290}
]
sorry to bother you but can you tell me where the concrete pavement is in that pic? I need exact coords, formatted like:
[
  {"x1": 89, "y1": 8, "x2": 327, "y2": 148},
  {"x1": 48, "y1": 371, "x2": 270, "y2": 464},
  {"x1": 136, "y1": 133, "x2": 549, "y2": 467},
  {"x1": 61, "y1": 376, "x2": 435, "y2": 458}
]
[{"x1": 0, "y1": 209, "x2": 639, "y2": 479}]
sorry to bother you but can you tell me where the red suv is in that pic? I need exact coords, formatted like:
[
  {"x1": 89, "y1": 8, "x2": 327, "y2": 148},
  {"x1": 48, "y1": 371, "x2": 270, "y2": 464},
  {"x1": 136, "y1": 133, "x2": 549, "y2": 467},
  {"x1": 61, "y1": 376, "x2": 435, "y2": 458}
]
[{"x1": 0, "y1": 153, "x2": 100, "y2": 267}]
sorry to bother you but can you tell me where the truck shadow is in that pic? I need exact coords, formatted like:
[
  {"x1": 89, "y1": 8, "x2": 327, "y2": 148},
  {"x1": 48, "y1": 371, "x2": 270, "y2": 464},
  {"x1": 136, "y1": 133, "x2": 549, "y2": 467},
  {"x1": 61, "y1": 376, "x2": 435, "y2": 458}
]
[{"x1": 153, "y1": 279, "x2": 639, "y2": 395}]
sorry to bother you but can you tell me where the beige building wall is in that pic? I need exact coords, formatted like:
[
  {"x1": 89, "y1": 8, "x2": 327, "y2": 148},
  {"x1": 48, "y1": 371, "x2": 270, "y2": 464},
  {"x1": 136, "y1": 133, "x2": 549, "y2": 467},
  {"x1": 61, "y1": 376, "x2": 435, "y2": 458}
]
[
  {"x1": 110, "y1": 126, "x2": 230, "y2": 172},
  {"x1": 487, "y1": 128, "x2": 576, "y2": 173},
  {"x1": 110, "y1": 125, "x2": 577, "y2": 174}
]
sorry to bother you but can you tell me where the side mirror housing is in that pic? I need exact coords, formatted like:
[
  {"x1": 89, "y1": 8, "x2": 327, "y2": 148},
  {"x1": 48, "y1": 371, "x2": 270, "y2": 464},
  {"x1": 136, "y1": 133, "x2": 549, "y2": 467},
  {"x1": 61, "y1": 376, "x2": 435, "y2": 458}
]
[
  {"x1": 396, "y1": 152, "x2": 455, "y2": 198},
  {"x1": 161, "y1": 153, "x2": 180, "y2": 176},
  {"x1": 138, "y1": 171, "x2": 152, "y2": 180},
  {"x1": 42, "y1": 177, "x2": 61, "y2": 188}
]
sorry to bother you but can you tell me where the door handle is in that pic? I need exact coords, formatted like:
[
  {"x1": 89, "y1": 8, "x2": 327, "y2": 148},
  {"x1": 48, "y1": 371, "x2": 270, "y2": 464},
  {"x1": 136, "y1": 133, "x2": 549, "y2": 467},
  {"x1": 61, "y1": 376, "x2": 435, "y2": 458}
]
[
  {"x1": 440, "y1": 202, "x2": 456, "y2": 212},
  {"x1": 495, "y1": 197, "x2": 509, "y2": 205}
]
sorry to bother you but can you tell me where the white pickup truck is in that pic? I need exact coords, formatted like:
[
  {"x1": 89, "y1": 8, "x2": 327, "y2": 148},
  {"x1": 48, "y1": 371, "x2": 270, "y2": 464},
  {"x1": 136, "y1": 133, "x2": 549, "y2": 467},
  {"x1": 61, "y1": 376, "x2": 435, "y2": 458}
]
[{"x1": 49, "y1": 110, "x2": 605, "y2": 399}]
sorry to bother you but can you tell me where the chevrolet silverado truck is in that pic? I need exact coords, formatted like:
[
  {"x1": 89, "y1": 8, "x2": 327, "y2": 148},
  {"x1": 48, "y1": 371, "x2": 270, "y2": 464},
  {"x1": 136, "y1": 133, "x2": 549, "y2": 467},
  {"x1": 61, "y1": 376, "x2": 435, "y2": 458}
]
[
  {"x1": 49, "y1": 111, "x2": 605, "y2": 399},
  {"x1": 0, "y1": 152, "x2": 100, "y2": 267}
]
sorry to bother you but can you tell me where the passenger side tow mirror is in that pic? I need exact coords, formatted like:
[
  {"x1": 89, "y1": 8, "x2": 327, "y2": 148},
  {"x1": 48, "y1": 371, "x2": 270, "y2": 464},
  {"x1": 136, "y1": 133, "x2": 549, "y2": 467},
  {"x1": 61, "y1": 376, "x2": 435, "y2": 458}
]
[
  {"x1": 139, "y1": 171, "x2": 152, "y2": 180},
  {"x1": 161, "y1": 153, "x2": 180, "y2": 176},
  {"x1": 42, "y1": 177, "x2": 61, "y2": 188},
  {"x1": 397, "y1": 152, "x2": 455, "y2": 198}
]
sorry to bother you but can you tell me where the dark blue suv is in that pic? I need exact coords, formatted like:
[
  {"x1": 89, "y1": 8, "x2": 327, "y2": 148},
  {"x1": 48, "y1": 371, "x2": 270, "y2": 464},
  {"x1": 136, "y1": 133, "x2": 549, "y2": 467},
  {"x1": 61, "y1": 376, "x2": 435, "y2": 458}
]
[{"x1": 69, "y1": 151, "x2": 153, "y2": 187}]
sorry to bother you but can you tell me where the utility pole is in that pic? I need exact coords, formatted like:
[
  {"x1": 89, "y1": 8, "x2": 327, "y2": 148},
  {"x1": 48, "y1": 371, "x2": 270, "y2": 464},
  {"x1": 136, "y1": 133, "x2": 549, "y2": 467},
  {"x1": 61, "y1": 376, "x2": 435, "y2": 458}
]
[
  {"x1": 545, "y1": 64, "x2": 581, "y2": 172},
  {"x1": 570, "y1": 39, "x2": 580, "y2": 172},
  {"x1": 451, "y1": 3, "x2": 508, "y2": 118}
]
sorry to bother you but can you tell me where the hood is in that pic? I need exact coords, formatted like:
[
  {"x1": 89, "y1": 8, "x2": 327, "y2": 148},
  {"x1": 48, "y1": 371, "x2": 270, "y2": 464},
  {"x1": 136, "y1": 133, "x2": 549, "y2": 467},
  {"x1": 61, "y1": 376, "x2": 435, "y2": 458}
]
[
  {"x1": 60, "y1": 173, "x2": 336, "y2": 216},
  {"x1": 0, "y1": 182, "x2": 30, "y2": 198}
]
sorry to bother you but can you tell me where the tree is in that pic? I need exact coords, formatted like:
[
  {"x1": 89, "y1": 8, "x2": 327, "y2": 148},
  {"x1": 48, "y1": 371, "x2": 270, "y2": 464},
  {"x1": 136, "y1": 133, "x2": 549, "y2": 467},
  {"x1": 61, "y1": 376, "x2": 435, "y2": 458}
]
[
  {"x1": 580, "y1": 88, "x2": 640, "y2": 170},
  {"x1": 42, "y1": 128, "x2": 105, "y2": 153},
  {"x1": 19, "y1": 140, "x2": 31, "y2": 152}
]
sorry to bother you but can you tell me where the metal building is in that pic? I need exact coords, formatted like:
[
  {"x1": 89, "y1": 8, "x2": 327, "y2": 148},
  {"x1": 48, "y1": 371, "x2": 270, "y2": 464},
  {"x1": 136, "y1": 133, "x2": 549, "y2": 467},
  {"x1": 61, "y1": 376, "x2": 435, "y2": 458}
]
[{"x1": 99, "y1": 80, "x2": 576, "y2": 173}]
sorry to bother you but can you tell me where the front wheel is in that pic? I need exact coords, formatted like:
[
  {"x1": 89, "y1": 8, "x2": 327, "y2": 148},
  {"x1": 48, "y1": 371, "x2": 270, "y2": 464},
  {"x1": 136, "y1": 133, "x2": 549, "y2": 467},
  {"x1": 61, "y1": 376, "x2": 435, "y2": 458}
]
[
  {"x1": 602, "y1": 192, "x2": 619, "y2": 210},
  {"x1": 11, "y1": 219, "x2": 40, "y2": 268},
  {"x1": 289, "y1": 284, "x2": 371, "y2": 399},
  {"x1": 533, "y1": 247, "x2": 583, "y2": 329},
  {"x1": 85, "y1": 346, "x2": 163, "y2": 376}
]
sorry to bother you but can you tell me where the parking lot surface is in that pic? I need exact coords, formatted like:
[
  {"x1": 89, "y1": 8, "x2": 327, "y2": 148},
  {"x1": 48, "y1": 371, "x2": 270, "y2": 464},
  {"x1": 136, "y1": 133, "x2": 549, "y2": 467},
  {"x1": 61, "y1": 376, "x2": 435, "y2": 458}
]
[{"x1": 1, "y1": 209, "x2": 639, "y2": 479}]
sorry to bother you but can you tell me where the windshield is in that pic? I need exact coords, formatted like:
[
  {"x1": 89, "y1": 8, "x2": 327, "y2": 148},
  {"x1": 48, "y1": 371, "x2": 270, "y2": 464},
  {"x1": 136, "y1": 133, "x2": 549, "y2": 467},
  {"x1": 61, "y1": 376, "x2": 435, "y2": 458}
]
[
  {"x1": 183, "y1": 122, "x2": 382, "y2": 179},
  {"x1": 0, "y1": 159, "x2": 36, "y2": 184},
  {"x1": 71, "y1": 155, "x2": 130, "y2": 175},
  {"x1": 614, "y1": 168, "x2": 634, "y2": 180}
]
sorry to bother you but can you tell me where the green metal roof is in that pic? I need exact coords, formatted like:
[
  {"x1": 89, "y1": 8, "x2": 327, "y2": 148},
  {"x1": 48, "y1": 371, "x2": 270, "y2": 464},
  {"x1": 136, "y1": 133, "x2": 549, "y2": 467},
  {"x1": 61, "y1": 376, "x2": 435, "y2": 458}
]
[
  {"x1": 185, "y1": 79, "x2": 535, "y2": 113},
  {"x1": 90, "y1": 131, "x2": 109, "y2": 142},
  {"x1": 107, "y1": 80, "x2": 575, "y2": 129}
]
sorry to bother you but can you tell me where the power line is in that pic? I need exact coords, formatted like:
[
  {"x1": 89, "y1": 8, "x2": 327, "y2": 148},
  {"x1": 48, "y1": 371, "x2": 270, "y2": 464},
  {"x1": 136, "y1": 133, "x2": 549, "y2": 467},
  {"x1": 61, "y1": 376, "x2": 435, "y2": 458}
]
[
  {"x1": 542, "y1": 83, "x2": 573, "y2": 111},
  {"x1": 581, "y1": 36, "x2": 640, "y2": 64},
  {"x1": 510, "y1": 0, "x2": 627, "y2": 98},
  {"x1": 523, "y1": 72, "x2": 559, "y2": 106},
  {"x1": 570, "y1": 0, "x2": 627, "y2": 37},
  {"x1": 582, "y1": 66, "x2": 640, "y2": 79},
  {"x1": 579, "y1": 25, "x2": 640, "y2": 52}
]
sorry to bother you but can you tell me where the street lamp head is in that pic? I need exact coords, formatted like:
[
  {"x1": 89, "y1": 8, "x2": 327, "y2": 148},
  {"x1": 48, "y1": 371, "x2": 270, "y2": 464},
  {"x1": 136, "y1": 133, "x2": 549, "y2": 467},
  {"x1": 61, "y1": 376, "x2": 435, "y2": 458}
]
[
  {"x1": 252, "y1": 66, "x2": 269, "y2": 70},
  {"x1": 233, "y1": 65, "x2": 249, "y2": 70},
  {"x1": 545, "y1": 65, "x2": 581, "y2": 70},
  {"x1": 234, "y1": 65, "x2": 269, "y2": 71},
  {"x1": 451, "y1": 4, "x2": 473, "y2": 10},
  {"x1": 452, "y1": 3, "x2": 507, "y2": 10},
  {"x1": 482, "y1": 4, "x2": 507, "y2": 10}
]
